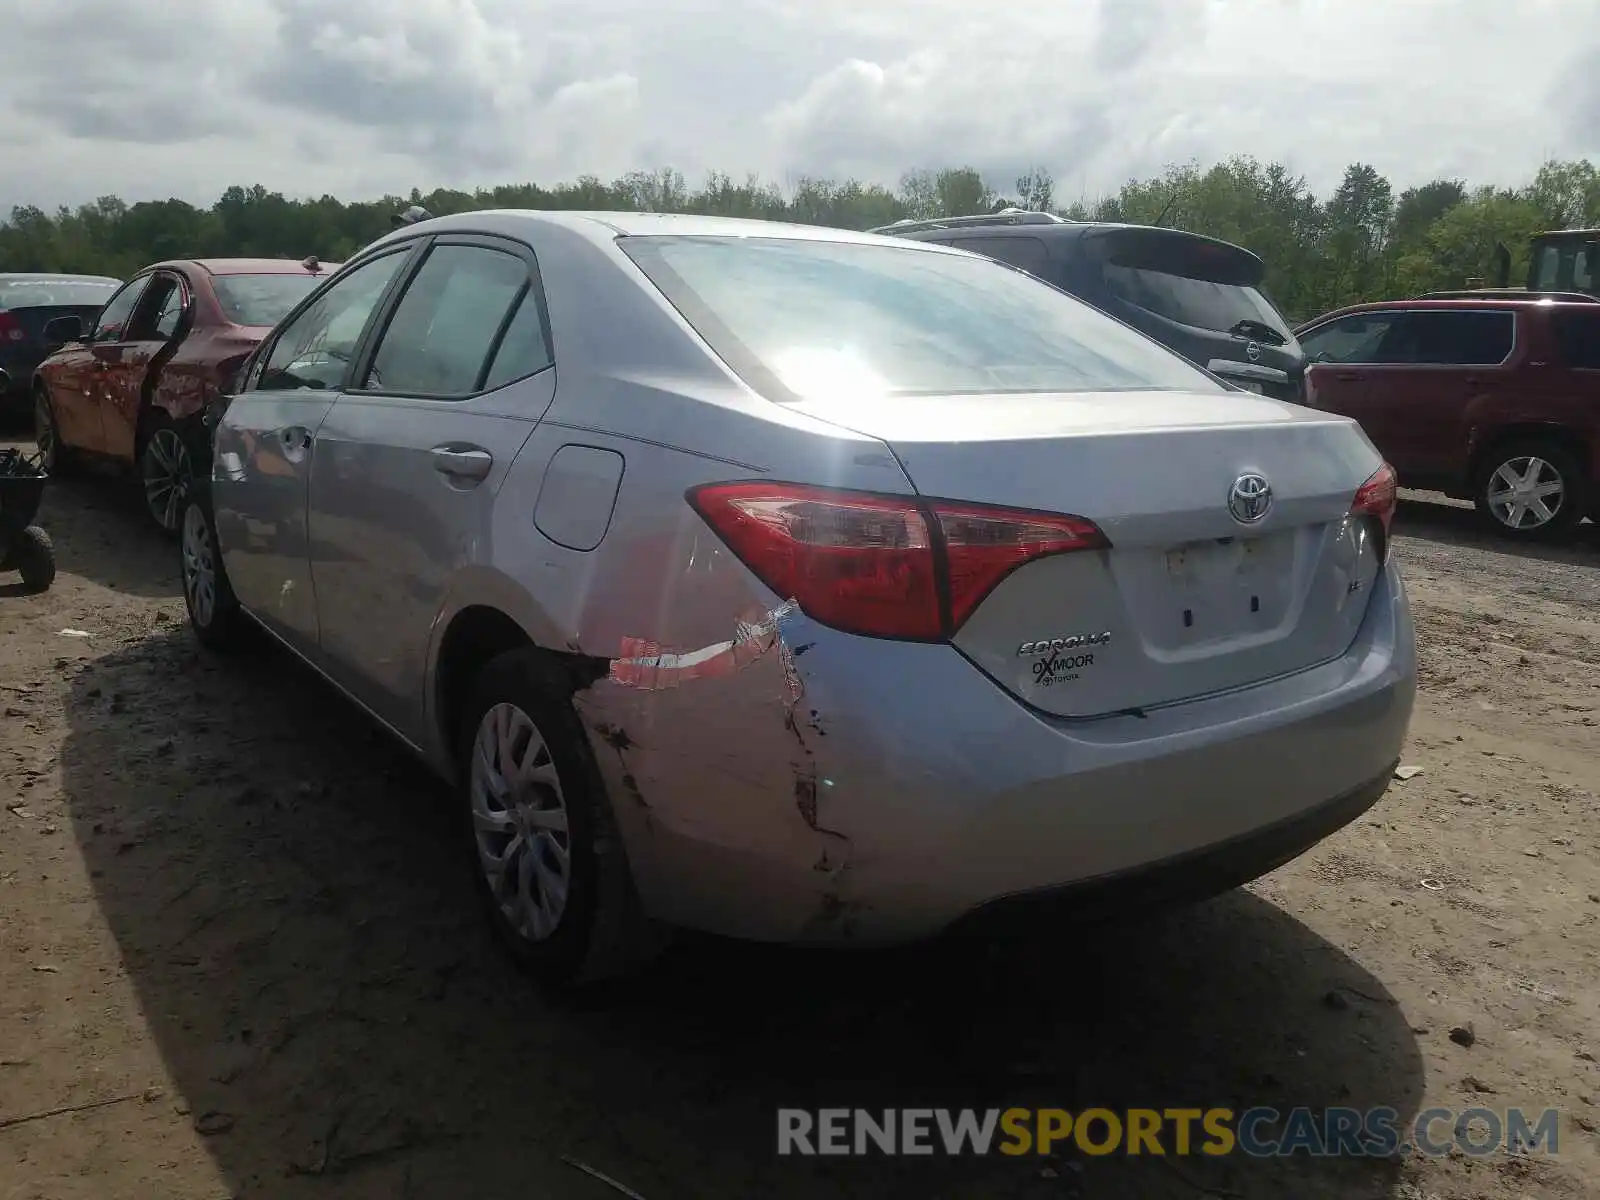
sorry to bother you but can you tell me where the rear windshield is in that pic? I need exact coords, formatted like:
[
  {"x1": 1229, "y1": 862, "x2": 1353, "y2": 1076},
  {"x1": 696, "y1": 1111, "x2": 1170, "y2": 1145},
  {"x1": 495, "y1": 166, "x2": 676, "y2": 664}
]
[
  {"x1": 619, "y1": 236, "x2": 1221, "y2": 400},
  {"x1": 1102, "y1": 263, "x2": 1294, "y2": 343},
  {"x1": 212, "y1": 273, "x2": 324, "y2": 327},
  {"x1": 0, "y1": 278, "x2": 120, "y2": 309}
]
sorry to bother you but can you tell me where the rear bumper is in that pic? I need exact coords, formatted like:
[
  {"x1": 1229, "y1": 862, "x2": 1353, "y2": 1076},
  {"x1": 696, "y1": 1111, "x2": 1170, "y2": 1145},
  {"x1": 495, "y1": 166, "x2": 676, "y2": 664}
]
[
  {"x1": 575, "y1": 559, "x2": 1416, "y2": 945},
  {"x1": 942, "y1": 762, "x2": 1393, "y2": 939}
]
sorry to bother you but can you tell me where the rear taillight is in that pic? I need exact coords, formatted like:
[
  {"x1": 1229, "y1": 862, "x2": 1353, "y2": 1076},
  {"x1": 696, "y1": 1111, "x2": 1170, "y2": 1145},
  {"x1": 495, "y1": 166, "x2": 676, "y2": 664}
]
[
  {"x1": 1351, "y1": 462, "x2": 1397, "y2": 560},
  {"x1": 686, "y1": 481, "x2": 1108, "y2": 640},
  {"x1": 0, "y1": 313, "x2": 24, "y2": 342}
]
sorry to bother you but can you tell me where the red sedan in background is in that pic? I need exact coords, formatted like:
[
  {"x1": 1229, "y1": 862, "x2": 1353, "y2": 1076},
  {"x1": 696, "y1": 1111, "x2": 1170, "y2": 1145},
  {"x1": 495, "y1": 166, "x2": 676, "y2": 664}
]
[{"x1": 32, "y1": 257, "x2": 339, "y2": 533}]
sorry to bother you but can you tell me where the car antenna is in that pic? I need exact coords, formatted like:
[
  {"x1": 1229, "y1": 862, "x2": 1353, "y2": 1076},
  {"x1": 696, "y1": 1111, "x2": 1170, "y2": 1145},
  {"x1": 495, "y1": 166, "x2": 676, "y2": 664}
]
[{"x1": 301, "y1": 255, "x2": 322, "y2": 273}]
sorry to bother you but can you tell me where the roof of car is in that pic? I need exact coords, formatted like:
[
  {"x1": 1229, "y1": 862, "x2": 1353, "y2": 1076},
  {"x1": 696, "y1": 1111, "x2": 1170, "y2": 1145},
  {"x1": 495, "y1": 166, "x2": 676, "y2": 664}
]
[
  {"x1": 389, "y1": 209, "x2": 955, "y2": 250},
  {"x1": 1300, "y1": 296, "x2": 1599, "y2": 329},
  {"x1": 875, "y1": 216, "x2": 1267, "y2": 273},
  {"x1": 1416, "y1": 288, "x2": 1599, "y2": 302},
  {"x1": 134, "y1": 258, "x2": 337, "y2": 277},
  {"x1": 190, "y1": 258, "x2": 338, "y2": 276},
  {"x1": 894, "y1": 219, "x2": 1193, "y2": 237}
]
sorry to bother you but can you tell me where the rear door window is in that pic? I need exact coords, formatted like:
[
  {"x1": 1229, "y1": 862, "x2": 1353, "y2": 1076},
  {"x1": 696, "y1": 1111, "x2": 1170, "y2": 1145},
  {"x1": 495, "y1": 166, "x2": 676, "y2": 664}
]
[
  {"x1": 1378, "y1": 310, "x2": 1514, "y2": 365},
  {"x1": 362, "y1": 243, "x2": 539, "y2": 396},
  {"x1": 947, "y1": 236, "x2": 1053, "y2": 280},
  {"x1": 480, "y1": 290, "x2": 554, "y2": 391},
  {"x1": 1551, "y1": 309, "x2": 1600, "y2": 369}
]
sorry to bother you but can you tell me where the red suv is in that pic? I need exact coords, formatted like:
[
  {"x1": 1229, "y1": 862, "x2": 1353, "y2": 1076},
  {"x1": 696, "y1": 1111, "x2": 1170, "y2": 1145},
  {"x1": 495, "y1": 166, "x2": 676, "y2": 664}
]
[{"x1": 1297, "y1": 299, "x2": 1600, "y2": 540}]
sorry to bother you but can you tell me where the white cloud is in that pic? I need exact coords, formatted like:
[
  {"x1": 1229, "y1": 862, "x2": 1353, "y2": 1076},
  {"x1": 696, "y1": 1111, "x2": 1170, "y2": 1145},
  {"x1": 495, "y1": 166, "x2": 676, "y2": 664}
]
[{"x1": 0, "y1": 0, "x2": 1595, "y2": 212}]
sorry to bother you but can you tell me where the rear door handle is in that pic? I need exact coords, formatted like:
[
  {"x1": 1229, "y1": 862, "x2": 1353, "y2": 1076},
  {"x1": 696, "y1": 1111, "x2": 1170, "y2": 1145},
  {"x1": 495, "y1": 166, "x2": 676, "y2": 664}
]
[
  {"x1": 279, "y1": 426, "x2": 311, "y2": 450},
  {"x1": 1335, "y1": 372, "x2": 1364, "y2": 381},
  {"x1": 432, "y1": 445, "x2": 492, "y2": 482}
]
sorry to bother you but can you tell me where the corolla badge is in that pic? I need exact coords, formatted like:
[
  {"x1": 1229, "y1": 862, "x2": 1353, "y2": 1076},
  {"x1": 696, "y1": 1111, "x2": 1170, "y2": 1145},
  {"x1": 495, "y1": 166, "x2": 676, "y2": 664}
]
[{"x1": 1228, "y1": 472, "x2": 1273, "y2": 524}]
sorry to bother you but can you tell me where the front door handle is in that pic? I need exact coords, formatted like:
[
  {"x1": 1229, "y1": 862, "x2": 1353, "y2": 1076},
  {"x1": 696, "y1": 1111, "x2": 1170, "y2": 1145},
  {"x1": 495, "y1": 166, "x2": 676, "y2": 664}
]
[
  {"x1": 279, "y1": 426, "x2": 311, "y2": 449},
  {"x1": 432, "y1": 445, "x2": 492, "y2": 482},
  {"x1": 1335, "y1": 372, "x2": 1364, "y2": 381}
]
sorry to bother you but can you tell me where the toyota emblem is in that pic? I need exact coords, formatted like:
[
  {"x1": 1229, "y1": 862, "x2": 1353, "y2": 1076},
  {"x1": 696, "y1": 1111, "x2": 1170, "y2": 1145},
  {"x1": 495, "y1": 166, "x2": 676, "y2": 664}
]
[
  {"x1": 1246, "y1": 340, "x2": 1262, "y2": 362},
  {"x1": 1228, "y1": 472, "x2": 1273, "y2": 524}
]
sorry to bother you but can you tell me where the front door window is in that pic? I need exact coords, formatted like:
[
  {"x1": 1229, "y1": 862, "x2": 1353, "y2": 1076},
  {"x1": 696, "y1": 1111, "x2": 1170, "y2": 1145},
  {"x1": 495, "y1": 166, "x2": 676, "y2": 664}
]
[
  {"x1": 256, "y1": 251, "x2": 410, "y2": 392},
  {"x1": 1301, "y1": 313, "x2": 1397, "y2": 364},
  {"x1": 90, "y1": 277, "x2": 149, "y2": 342}
]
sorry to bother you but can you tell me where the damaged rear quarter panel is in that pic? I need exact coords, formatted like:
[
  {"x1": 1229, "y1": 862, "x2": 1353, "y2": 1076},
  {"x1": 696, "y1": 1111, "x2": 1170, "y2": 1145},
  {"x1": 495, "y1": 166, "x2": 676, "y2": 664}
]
[
  {"x1": 493, "y1": 411, "x2": 908, "y2": 941},
  {"x1": 152, "y1": 329, "x2": 263, "y2": 426},
  {"x1": 447, "y1": 219, "x2": 942, "y2": 940}
]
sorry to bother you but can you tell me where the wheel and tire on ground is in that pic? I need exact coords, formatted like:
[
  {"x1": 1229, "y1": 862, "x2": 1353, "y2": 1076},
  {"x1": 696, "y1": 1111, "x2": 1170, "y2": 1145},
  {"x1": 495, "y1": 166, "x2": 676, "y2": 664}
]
[
  {"x1": 1474, "y1": 437, "x2": 1588, "y2": 541},
  {"x1": 1, "y1": 526, "x2": 55, "y2": 592},
  {"x1": 179, "y1": 485, "x2": 246, "y2": 652},
  {"x1": 139, "y1": 410, "x2": 199, "y2": 536},
  {"x1": 457, "y1": 648, "x2": 665, "y2": 989}
]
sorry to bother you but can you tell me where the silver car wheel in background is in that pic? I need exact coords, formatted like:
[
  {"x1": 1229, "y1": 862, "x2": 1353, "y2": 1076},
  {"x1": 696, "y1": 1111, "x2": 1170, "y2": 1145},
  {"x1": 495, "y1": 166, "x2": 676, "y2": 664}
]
[
  {"x1": 143, "y1": 428, "x2": 192, "y2": 532},
  {"x1": 181, "y1": 503, "x2": 216, "y2": 628},
  {"x1": 1485, "y1": 455, "x2": 1564, "y2": 530},
  {"x1": 469, "y1": 702, "x2": 573, "y2": 943}
]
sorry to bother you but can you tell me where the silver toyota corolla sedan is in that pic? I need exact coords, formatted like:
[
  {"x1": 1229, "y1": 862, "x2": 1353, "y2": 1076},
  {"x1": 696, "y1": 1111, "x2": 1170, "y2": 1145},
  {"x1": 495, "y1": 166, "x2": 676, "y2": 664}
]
[{"x1": 178, "y1": 210, "x2": 1416, "y2": 986}]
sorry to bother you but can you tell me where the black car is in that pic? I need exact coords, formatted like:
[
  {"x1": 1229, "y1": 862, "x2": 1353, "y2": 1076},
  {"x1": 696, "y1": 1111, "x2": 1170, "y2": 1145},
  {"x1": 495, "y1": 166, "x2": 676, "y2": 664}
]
[
  {"x1": 0, "y1": 273, "x2": 123, "y2": 416},
  {"x1": 871, "y1": 210, "x2": 1306, "y2": 402}
]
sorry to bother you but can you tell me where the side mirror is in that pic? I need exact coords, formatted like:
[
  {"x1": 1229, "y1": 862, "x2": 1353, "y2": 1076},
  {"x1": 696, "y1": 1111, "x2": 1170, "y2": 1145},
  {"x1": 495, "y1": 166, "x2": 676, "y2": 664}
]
[{"x1": 42, "y1": 315, "x2": 83, "y2": 347}]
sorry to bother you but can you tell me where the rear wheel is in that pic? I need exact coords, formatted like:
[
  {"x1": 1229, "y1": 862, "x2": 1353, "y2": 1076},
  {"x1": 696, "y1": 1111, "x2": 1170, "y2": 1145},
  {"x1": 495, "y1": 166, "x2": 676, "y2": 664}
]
[
  {"x1": 179, "y1": 486, "x2": 245, "y2": 652},
  {"x1": 139, "y1": 411, "x2": 195, "y2": 536},
  {"x1": 1474, "y1": 438, "x2": 1587, "y2": 541},
  {"x1": 458, "y1": 648, "x2": 665, "y2": 989}
]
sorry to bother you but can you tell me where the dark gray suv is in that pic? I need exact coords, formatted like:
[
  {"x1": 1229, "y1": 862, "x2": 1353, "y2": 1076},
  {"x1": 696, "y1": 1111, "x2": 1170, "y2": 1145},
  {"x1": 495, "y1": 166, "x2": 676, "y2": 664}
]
[{"x1": 873, "y1": 210, "x2": 1306, "y2": 403}]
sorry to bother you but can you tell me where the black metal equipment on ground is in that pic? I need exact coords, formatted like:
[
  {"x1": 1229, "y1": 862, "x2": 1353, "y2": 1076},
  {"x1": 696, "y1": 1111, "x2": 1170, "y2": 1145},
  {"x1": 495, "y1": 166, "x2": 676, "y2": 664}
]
[{"x1": 0, "y1": 447, "x2": 56, "y2": 592}]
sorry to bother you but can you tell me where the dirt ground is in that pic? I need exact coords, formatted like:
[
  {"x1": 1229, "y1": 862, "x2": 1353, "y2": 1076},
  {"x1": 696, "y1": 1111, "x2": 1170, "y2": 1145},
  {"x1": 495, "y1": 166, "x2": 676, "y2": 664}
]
[{"x1": 2, "y1": 441, "x2": 1598, "y2": 1200}]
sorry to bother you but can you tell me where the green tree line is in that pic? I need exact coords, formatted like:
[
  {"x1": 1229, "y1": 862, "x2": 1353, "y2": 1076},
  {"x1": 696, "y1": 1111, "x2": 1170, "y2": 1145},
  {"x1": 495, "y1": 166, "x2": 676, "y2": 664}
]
[{"x1": 3, "y1": 157, "x2": 1597, "y2": 324}]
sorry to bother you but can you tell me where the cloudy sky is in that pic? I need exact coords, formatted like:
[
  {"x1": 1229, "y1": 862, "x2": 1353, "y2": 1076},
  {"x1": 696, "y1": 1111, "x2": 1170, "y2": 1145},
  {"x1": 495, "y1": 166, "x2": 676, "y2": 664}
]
[{"x1": 2, "y1": 0, "x2": 1596, "y2": 213}]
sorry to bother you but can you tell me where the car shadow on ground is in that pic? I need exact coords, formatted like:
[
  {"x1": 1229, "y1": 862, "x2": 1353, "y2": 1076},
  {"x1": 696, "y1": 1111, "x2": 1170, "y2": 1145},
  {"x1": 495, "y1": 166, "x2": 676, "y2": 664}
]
[
  {"x1": 60, "y1": 629, "x2": 1426, "y2": 1199},
  {"x1": 34, "y1": 472, "x2": 182, "y2": 599},
  {"x1": 1395, "y1": 492, "x2": 1600, "y2": 564}
]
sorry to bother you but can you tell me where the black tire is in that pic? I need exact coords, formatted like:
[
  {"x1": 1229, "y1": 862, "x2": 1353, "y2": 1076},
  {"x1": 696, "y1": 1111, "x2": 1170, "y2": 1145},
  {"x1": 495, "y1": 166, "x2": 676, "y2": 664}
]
[
  {"x1": 457, "y1": 648, "x2": 665, "y2": 989},
  {"x1": 179, "y1": 485, "x2": 246, "y2": 652},
  {"x1": 137, "y1": 409, "x2": 197, "y2": 537},
  {"x1": 11, "y1": 526, "x2": 55, "y2": 592},
  {"x1": 32, "y1": 385, "x2": 77, "y2": 478},
  {"x1": 1473, "y1": 438, "x2": 1588, "y2": 541}
]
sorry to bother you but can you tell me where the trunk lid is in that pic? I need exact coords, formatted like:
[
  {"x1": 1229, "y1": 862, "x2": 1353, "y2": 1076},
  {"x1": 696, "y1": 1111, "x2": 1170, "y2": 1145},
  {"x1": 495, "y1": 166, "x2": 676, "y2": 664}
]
[
  {"x1": 789, "y1": 389, "x2": 1386, "y2": 717},
  {"x1": 4, "y1": 304, "x2": 105, "y2": 344}
]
